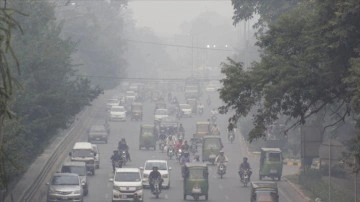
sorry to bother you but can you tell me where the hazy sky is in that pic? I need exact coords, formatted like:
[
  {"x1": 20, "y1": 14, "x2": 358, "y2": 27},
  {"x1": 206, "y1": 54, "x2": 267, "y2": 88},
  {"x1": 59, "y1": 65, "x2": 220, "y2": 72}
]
[{"x1": 128, "y1": 1, "x2": 235, "y2": 37}]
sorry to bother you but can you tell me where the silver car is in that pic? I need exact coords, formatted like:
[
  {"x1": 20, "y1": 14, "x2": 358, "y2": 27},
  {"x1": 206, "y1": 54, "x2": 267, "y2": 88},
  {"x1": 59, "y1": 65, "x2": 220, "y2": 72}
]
[
  {"x1": 61, "y1": 162, "x2": 88, "y2": 196},
  {"x1": 47, "y1": 173, "x2": 84, "y2": 202}
]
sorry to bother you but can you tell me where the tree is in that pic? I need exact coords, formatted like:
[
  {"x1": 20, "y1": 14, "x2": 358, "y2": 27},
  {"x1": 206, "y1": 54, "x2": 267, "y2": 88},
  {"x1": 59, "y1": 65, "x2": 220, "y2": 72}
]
[{"x1": 220, "y1": 0, "x2": 360, "y2": 142}]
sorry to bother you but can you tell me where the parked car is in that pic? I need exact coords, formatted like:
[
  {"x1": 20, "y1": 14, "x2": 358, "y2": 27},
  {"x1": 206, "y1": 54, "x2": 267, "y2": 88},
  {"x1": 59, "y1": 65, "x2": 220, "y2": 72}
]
[
  {"x1": 61, "y1": 161, "x2": 89, "y2": 196},
  {"x1": 140, "y1": 160, "x2": 171, "y2": 189},
  {"x1": 88, "y1": 124, "x2": 109, "y2": 144},
  {"x1": 109, "y1": 168, "x2": 144, "y2": 202},
  {"x1": 109, "y1": 106, "x2": 127, "y2": 121},
  {"x1": 46, "y1": 173, "x2": 84, "y2": 202}
]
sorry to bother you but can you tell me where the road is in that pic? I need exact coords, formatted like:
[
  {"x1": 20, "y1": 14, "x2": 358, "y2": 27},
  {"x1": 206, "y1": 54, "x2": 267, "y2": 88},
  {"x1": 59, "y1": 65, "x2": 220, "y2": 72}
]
[{"x1": 37, "y1": 88, "x2": 305, "y2": 202}]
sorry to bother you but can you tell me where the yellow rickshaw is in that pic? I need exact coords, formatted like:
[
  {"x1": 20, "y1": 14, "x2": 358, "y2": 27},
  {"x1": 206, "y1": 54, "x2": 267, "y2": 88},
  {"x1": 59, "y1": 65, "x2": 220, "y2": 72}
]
[
  {"x1": 183, "y1": 162, "x2": 209, "y2": 201},
  {"x1": 202, "y1": 136, "x2": 223, "y2": 165},
  {"x1": 139, "y1": 124, "x2": 156, "y2": 150}
]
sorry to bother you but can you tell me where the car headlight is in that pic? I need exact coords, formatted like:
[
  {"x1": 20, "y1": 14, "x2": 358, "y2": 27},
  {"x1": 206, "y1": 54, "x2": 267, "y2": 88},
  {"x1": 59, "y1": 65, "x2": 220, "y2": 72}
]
[
  {"x1": 162, "y1": 174, "x2": 168, "y2": 178},
  {"x1": 73, "y1": 189, "x2": 81, "y2": 194}
]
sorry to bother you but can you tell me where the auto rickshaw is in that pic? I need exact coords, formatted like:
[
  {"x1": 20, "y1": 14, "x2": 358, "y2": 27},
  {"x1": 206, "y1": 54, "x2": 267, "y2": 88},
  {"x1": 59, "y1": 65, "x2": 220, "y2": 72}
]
[
  {"x1": 250, "y1": 181, "x2": 279, "y2": 202},
  {"x1": 131, "y1": 102, "x2": 143, "y2": 121},
  {"x1": 193, "y1": 122, "x2": 211, "y2": 143},
  {"x1": 183, "y1": 162, "x2": 209, "y2": 201},
  {"x1": 139, "y1": 124, "x2": 156, "y2": 150},
  {"x1": 186, "y1": 98, "x2": 198, "y2": 114},
  {"x1": 202, "y1": 136, "x2": 223, "y2": 165},
  {"x1": 259, "y1": 148, "x2": 283, "y2": 181}
]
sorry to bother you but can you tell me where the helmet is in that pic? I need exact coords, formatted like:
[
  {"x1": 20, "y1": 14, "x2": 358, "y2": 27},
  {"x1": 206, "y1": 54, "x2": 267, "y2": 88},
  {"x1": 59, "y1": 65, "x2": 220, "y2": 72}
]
[
  {"x1": 184, "y1": 140, "x2": 188, "y2": 144},
  {"x1": 153, "y1": 166, "x2": 158, "y2": 170},
  {"x1": 219, "y1": 150, "x2": 224, "y2": 154},
  {"x1": 243, "y1": 157, "x2": 248, "y2": 161},
  {"x1": 195, "y1": 155, "x2": 200, "y2": 159},
  {"x1": 121, "y1": 138, "x2": 125, "y2": 141}
]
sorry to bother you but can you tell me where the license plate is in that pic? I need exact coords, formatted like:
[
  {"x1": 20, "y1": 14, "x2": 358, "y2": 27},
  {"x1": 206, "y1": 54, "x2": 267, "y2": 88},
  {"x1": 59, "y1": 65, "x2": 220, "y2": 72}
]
[
  {"x1": 61, "y1": 196, "x2": 68, "y2": 200},
  {"x1": 270, "y1": 169, "x2": 277, "y2": 173}
]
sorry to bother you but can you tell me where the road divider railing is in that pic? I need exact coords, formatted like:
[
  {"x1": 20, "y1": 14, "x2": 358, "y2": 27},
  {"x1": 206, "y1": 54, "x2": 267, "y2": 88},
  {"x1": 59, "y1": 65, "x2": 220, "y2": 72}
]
[{"x1": 17, "y1": 95, "x2": 106, "y2": 202}]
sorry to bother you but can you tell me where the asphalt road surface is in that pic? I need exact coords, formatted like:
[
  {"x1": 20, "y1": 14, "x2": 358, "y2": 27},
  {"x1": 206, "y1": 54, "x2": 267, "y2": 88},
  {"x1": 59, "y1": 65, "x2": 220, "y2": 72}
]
[{"x1": 39, "y1": 88, "x2": 305, "y2": 202}]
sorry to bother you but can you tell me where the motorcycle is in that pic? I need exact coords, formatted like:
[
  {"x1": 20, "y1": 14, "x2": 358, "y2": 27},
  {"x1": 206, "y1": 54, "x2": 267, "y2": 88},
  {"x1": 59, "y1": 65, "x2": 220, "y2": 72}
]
[
  {"x1": 120, "y1": 150, "x2": 128, "y2": 166},
  {"x1": 168, "y1": 146, "x2": 175, "y2": 159},
  {"x1": 211, "y1": 115, "x2": 217, "y2": 124},
  {"x1": 217, "y1": 163, "x2": 226, "y2": 179},
  {"x1": 176, "y1": 149, "x2": 183, "y2": 161},
  {"x1": 151, "y1": 178, "x2": 162, "y2": 198},
  {"x1": 240, "y1": 169, "x2": 250, "y2": 187},
  {"x1": 112, "y1": 159, "x2": 122, "y2": 172},
  {"x1": 159, "y1": 141, "x2": 165, "y2": 153},
  {"x1": 228, "y1": 132, "x2": 235, "y2": 143}
]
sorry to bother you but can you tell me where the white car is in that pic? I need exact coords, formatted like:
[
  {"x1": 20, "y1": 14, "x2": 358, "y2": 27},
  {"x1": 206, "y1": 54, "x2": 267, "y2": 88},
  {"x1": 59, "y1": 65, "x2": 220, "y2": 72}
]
[
  {"x1": 141, "y1": 160, "x2": 171, "y2": 189},
  {"x1": 110, "y1": 168, "x2": 144, "y2": 202},
  {"x1": 106, "y1": 98, "x2": 120, "y2": 110},
  {"x1": 154, "y1": 109, "x2": 168, "y2": 122},
  {"x1": 125, "y1": 91, "x2": 137, "y2": 102},
  {"x1": 179, "y1": 104, "x2": 192, "y2": 117},
  {"x1": 110, "y1": 106, "x2": 127, "y2": 121}
]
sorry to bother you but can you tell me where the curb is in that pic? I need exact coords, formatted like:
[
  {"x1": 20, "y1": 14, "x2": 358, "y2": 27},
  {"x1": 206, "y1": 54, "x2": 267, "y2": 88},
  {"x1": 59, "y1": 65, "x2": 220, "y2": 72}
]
[
  {"x1": 283, "y1": 159, "x2": 301, "y2": 167},
  {"x1": 283, "y1": 176, "x2": 312, "y2": 202}
]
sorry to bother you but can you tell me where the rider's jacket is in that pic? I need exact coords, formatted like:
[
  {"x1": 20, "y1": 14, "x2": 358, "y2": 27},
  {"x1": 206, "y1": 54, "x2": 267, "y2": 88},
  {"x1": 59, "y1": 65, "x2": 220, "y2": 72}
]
[
  {"x1": 215, "y1": 155, "x2": 229, "y2": 164},
  {"x1": 149, "y1": 170, "x2": 162, "y2": 182},
  {"x1": 111, "y1": 153, "x2": 122, "y2": 162},
  {"x1": 118, "y1": 143, "x2": 129, "y2": 151},
  {"x1": 239, "y1": 162, "x2": 251, "y2": 170},
  {"x1": 180, "y1": 156, "x2": 190, "y2": 165},
  {"x1": 181, "y1": 144, "x2": 190, "y2": 151}
]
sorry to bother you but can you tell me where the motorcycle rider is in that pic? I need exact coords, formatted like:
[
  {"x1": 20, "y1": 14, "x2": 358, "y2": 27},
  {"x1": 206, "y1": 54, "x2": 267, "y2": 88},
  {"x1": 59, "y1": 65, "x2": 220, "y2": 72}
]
[
  {"x1": 211, "y1": 124, "x2": 221, "y2": 136},
  {"x1": 181, "y1": 140, "x2": 190, "y2": 153},
  {"x1": 166, "y1": 135, "x2": 176, "y2": 154},
  {"x1": 110, "y1": 150, "x2": 122, "y2": 172},
  {"x1": 180, "y1": 151, "x2": 191, "y2": 177},
  {"x1": 149, "y1": 166, "x2": 163, "y2": 193},
  {"x1": 198, "y1": 103, "x2": 204, "y2": 114},
  {"x1": 193, "y1": 154, "x2": 200, "y2": 162},
  {"x1": 215, "y1": 150, "x2": 229, "y2": 173},
  {"x1": 179, "y1": 124, "x2": 185, "y2": 136},
  {"x1": 239, "y1": 157, "x2": 252, "y2": 181},
  {"x1": 118, "y1": 138, "x2": 131, "y2": 161},
  {"x1": 228, "y1": 127, "x2": 235, "y2": 141}
]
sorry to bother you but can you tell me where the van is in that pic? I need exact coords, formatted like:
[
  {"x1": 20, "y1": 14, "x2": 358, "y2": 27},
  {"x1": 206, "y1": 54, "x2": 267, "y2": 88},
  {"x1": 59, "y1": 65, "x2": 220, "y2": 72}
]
[
  {"x1": 109, "y1": 168, "x2": 143, "y2": 201},
  {"x1": 69, "y1": 142, "x2": 96, "y2": 175},
  {"x1": 61, "y1": 161, "x2": 89, "y2": 196}
]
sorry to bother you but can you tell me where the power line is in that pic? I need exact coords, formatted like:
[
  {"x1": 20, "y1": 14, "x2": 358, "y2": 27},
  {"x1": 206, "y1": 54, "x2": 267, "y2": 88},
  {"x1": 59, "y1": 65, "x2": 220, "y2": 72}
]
[
  {"x1": 126, "y1": 39, "x2": 234, "y2": 52},
  {"x1": 75, "y1": 74, "x2": 221, "y2": 81}
]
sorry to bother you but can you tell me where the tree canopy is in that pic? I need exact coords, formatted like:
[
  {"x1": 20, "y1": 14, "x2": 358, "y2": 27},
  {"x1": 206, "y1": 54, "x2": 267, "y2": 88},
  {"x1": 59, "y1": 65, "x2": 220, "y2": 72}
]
[{"x1": 220, "y1": 0, "x2": 360, "y2": 141}]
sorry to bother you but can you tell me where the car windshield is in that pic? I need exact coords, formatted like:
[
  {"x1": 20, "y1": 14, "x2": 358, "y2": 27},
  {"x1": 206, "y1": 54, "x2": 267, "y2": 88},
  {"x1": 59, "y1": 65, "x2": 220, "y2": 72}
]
[
  {"x1": 142, "y1": 127, "x2": 154, "y2": 135},
  {"x1": 115, "y1": 172, "x2": 141, "y2": 182},
  {"x1": 180, "y1": 105, "x2": 191, "y2": 109},
  {"x1": 112, "y1": 107, "x2": 125, "y2": 112},
  {"x1": 72, "y1": 149, "x2": 93, "y2": 158},
  {"x1": 51, "y1": 175, "x2": 79, "y2": 185},
  {"x1": 156, "y1": 109, "x2": 168, "y2": 115},
  {"x1": 255, "y1": 191, "x2": 278, "y2": 202},
  {"x1": 145, "y1": 162, "x2": 167, "y2": 170},
  {"x1": 90, "y1": 126, "x2": 106, "y2": 133},
  {"x1": 61, "y1": 166, "x2": 86, "y2": 176},
  {"x1": 108, "y1": 99, "x2": 119, "y2": 104}
]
